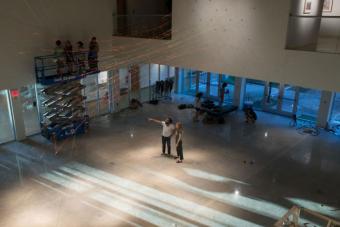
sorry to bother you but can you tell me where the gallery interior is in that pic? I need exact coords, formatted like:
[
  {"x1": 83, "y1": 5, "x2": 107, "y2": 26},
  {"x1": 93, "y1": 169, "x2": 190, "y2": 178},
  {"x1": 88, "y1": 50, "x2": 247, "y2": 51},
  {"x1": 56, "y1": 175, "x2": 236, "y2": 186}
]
[{"x1": 1, "y1": 0, "x2": 340, "y2": 226}]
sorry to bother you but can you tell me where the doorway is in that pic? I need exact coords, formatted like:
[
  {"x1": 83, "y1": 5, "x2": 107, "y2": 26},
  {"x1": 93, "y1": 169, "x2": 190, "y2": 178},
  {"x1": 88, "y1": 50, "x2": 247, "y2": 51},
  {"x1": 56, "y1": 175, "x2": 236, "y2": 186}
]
[
  {"x1": 0, "y1": 90, "x2": 15, "y2": 144},
  {"x1": 244, "y1": 80, "x2": 321, "y2": 121}
]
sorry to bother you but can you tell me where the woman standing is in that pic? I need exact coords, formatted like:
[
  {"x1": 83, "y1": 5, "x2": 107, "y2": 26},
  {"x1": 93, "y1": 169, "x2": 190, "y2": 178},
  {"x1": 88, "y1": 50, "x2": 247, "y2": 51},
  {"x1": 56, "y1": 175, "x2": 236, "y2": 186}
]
[
  {"x1": 88, "y1": 37, "x2": 99, "y2": 71},
  {"x1": 54, "y1": 40, "x2": 65, "y2": 76},
  {"x1": 76, "y1": 41, "x2": 86, "y2": 74},
  {"x1": 64, "y1": 40, "x2": 74, "y2": 74},
  {"x1": 175, "y1": 122, "x2": 184, "y2": 163}
]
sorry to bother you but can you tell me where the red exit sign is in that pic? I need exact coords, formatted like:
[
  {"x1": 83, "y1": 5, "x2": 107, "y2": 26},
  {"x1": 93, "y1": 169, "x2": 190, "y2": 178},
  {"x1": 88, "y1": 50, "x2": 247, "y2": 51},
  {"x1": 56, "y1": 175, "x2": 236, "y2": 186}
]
[{"x1": 11, "y1": 89, "x2": 20, "y2": 98}]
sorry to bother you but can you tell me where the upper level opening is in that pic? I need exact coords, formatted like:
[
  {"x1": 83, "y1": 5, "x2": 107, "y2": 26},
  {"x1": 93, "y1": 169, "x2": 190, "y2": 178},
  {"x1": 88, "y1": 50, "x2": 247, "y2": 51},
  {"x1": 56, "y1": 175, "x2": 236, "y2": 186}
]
[
  {"x1": 113, "y1": 0, "x2": 172, "y2": 40},
  {"x1": 286, "y1": 0, "x2": 340, "y2": 54}
]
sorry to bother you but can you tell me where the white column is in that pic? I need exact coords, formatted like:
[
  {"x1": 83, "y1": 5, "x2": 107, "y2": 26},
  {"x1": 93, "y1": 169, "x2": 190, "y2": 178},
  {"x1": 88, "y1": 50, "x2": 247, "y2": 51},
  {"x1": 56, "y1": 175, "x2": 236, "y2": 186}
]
[
  {"x1": 174, "y1": 67, "x2": 179, "y2": 93},
  {"x1": 9, "y1": 90, "x2": 26, "y2": 141},
  {"x1": 317, "y1": 90, "x2": 333, "y2": 128},
  {"x1": 206, "y1": 72, "x2": 211, "y2": 96},
  {"x1": 108, "y1": 70, "x2": 114, "y2": 113},
  {"x1": 233, "y1": 77, "x2": 246, "y2": 109}
]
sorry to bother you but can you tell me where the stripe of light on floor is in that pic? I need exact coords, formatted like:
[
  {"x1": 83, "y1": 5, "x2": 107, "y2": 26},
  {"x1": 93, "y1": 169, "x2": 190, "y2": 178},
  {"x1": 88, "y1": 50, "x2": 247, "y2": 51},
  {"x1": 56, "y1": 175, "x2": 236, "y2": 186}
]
[
  {"x1": 61, "y1": 164, "x2": 260, "y2": 227},
  {"x1": 131, "y1": 165, "x2": 321, "y2": 226},
  {"x1": 40, "y1": 171, "x2": 202, "y2": 226}
]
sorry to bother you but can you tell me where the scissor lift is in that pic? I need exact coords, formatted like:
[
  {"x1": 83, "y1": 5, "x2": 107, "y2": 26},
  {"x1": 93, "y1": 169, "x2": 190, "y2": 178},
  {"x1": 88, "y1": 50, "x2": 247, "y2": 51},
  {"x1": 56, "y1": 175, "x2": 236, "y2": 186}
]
[{"x1": 34, "y1": 52, "x2": 99, "y2": 141}]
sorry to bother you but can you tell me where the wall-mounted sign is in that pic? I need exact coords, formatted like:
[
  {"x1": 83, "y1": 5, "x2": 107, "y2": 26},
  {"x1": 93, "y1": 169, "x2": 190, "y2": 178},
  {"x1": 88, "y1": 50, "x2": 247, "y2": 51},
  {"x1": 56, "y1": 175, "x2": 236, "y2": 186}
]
[{"x1": 10, "y1": 89, "x2": 20, "y2": 98}]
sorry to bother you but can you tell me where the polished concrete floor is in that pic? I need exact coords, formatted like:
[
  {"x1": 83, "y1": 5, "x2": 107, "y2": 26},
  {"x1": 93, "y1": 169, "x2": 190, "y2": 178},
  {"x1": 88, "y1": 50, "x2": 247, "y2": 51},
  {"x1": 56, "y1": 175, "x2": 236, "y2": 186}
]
[{"x1": 1, "y1": 97, "x2": 340, "y2": 227}]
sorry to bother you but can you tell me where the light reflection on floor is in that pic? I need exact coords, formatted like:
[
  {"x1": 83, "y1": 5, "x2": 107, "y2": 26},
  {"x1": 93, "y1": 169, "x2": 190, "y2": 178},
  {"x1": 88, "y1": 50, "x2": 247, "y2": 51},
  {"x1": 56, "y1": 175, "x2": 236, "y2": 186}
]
[
  {"x1": 2, "y1": 103, "x2": 340, "y2": 227},
  {"x1": 127, "y1": 165, "x2": 323, "y2": 226},
  {"x1": 40, "y1": 162, "x2": 262, "y2": 227},
  {"x1": 182, "y1": 167, "x2": 250, "y2": 185},
  {"x1": 36, "y1": 161, "x2": 336, "y2": 227}
]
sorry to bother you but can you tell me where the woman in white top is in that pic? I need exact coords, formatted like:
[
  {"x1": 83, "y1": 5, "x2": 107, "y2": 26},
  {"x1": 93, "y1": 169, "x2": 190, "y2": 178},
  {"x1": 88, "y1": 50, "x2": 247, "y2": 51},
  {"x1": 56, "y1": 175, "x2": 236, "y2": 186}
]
[{"x1": 148, "y1": 117, "x2": 175, "y2": 155}]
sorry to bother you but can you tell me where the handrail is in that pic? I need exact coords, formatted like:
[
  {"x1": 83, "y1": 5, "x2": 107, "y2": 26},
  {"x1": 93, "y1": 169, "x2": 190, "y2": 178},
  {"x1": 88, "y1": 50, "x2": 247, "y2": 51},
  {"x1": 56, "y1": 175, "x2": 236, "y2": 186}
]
[
  {"x1": 113, "y1": 14, "x2": 171, "y2": 17},
  {"x1": 35, "y1": 51, "x2": 88, "y2": 60},
  {"x1": 290, "y1": 15, "x2": 340, "y2": 19},
  {"x1": 34, "y1": 50, "x2": 99, "y2": 85},
  {"x1": 274, "y1": 206, "x2": 340, "y2": 227}
]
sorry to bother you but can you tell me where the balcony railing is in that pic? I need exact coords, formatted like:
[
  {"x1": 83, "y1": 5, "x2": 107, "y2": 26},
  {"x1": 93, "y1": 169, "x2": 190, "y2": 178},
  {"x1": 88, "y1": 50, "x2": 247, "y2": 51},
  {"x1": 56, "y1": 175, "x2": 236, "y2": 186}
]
[{"x1": 34, "y1": 52, "x2": 99, "y2": 85}]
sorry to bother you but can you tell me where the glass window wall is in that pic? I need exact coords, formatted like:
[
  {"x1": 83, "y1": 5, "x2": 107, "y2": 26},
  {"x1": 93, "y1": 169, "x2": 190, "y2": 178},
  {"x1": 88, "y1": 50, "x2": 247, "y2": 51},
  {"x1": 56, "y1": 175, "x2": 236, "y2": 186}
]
[
  {"x1": 244, "y1": 79, "x2": 265, "y2": 110},
  {"x1": 139, "y1": 64, "x2": 151, "y2": 102},
  {"x1": 198, "y1": 71, "x2": 208, "y2": 94},
  {"x1": 160, "y1": 65, "x2": 169, "y2": 81},
  {"x1": 150, "y1": 64, "x2": 159, "y2": 85},
  {"x1": 178, "y1": 68, "x2": 196, "y2": 96},
  {"x1": 281, "y1": 85, "x2": 297, "y2": 113},
  {"x1": 297, "y1": 88, "x2": 321, "y2": 121},
  {"x1": 209, "y1": 73, "x2": 219, "y2": 97},
  {"x1": 221, "y1": 75, "x2": 235, "y2": 105}
]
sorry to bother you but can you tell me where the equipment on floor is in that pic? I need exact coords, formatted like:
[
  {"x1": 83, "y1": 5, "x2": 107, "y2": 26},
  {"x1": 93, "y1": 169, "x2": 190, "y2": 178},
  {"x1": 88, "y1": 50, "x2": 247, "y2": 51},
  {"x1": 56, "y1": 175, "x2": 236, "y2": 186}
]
[
  {"x1": 39, "y1": 81, "x2": 89, "y2": 141},
  {"x1": 178, "y1": 98, "x2": 238, "y2": 124}
]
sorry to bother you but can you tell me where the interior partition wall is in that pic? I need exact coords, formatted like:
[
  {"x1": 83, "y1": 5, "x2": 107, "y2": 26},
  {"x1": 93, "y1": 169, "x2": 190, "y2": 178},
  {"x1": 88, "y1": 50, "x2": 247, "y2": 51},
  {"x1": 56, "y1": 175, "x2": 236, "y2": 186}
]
[
  {"x1": 0, "y1": 90, "x2": 15, "y2": 144},
  {"x1": 81, "y1": 71, "x2": 111, "y2": 118}
]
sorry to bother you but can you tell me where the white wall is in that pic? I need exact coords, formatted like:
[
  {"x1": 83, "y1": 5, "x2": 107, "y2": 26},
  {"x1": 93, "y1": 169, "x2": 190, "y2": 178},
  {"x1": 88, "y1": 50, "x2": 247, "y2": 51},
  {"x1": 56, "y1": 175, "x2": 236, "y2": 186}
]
[
  {"x1": 322, "y1": 0, "x2": 340, "y2": 16},
  {"x1": 3, "y1": 0, "x2": 340, "y2": 94},
  {"x1": 319, "y1": 0, "x2": 340, "y2": 37},
  {"x1": 111, "y1": 0, "x2": 340, "y2": 93},
  {"x1": 0, "y1": 0, "x2": 113, "y2": 90}
]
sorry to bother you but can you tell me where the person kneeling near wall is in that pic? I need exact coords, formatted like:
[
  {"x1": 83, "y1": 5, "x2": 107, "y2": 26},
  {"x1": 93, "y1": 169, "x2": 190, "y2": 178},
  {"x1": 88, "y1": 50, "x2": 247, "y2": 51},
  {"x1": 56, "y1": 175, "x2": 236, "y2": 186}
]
[{"x1": 244, "y1": 107, "x2": 257, "y2": 124}]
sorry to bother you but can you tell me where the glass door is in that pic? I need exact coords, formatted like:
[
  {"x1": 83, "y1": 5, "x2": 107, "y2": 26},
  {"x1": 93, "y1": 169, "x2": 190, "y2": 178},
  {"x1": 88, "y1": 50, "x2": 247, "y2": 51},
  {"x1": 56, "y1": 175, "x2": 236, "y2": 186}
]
[
  {"x1": 20, "y1": 85, "x2": 40, "y2": 136},
  {"x1": 198, "y1": 71, "x2": 208, "y2": 95},
  {"x1": 160, "y1": 65, "x2": 169, "y2": 81},
  {"x1": 209, "y1": 73, "x2": 219, "y2": 98},
  {"x1": 0, "y1": 90, "x2": 15, "y2": 144},
  {"x1": 139, "y1": 64, "x2": 151, "y2": 102},
  {"x1": 98, "y1": 72, "x2": 110, "y2": 116},
  {"x1": 221, "y1": 75, "x2": 235, "y2": 105},
  {"x1": 178, "y1": 68, "x2": 196, "y2": 96},
  {"x1": 244, "y1": 79, "x2": 266, "y2": 110},
  {"x1": 82, "y1": 73, "x2": 98, "y2": 118},
  {"x1": 281, "y1": 85, "x2": 297, "y2": 114},
  {"x1": 296, "y1": 88, "x2": 321, "y2": 123},
  {"x1": 119, "y1": 67, "x2": 130, "y2": 110}
]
